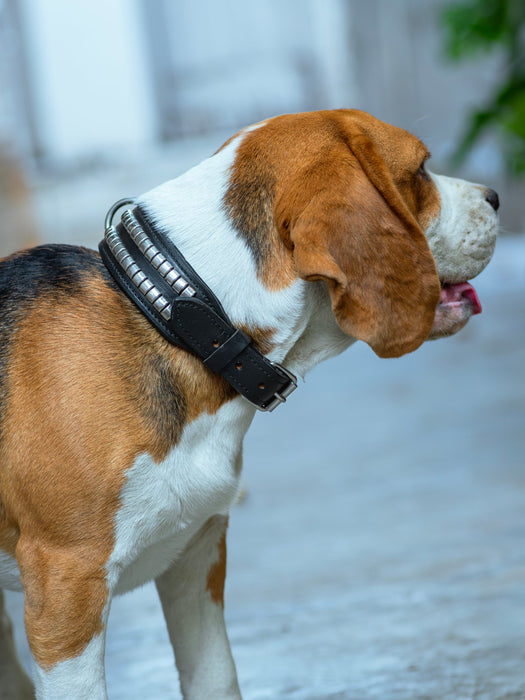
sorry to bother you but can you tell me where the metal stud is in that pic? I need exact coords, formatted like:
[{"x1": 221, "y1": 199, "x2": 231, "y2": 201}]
[
  {"x1": 134, "y1": 232, "x2": 149, "y2": 247},
  {"x1": 157, "y1": 261, "x2": 173, "y2": 277},
  {"x1": 123, "y1": 258, "x2": 136, "y2": 273},
  {"x1": 133, "y1": 271, "x2": 147, "y2": 286},
  {"x1": 138, "y1": 280, "x2": 154, "y2": 295},
  {"x1": 150, "y1": 252, "x2": 164, "y2": 269},
  {"x1": 145, "y1": 287, "x2": 162, "y2": 303},
  {"x1": 127, "y1": 263, "x2": 139, "y2": 278},
  {"x1": 153, "y1": 296, "x2": 170, "y2": 313},
  {"x1": 141, "y1": 243, "x2": 155, "y2": 257},
  {"x1": 165, "y1": 269, "x2": 180, "y2": 286},
  {"x1": 117, "y1": 253, "x2": 132, "y2": 268},
  {"x1": 144, "y1": 245, "x2": 160, "y2": 262},
  {"x1": 173, "y1": 277, "x2": 188, "y2": 294},
  {"x1": 160, "y1": 306, "x2": 172, "y2": 320},
  {"x1": 106, "y1": 206, "x2": 198, "y2": 319},
  {"x1": 144, "y1": 246, "x2": 158, "y2": 262}
]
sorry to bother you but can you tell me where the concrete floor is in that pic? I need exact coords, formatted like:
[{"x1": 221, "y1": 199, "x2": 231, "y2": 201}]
[{"x1": 5, "y1": 235, "x2": 525, "y2": 699}]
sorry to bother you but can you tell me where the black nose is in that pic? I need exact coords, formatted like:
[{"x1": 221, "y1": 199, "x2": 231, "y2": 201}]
[{"x1": 485, "y1": 188, "x2": 500, "y2": 211}]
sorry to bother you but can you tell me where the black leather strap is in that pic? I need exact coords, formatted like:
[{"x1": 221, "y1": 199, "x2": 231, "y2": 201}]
[
  {"x1": 99, "y1": 205, "x2": 297, "y2": 411},
  {"x1": 203, "y1": 329, "x2": 251, "y2": 373}
]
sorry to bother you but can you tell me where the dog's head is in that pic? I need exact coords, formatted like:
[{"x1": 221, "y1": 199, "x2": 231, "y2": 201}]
[{"x1": 225, "y1": 109, "x2": 498, "y2": 358}]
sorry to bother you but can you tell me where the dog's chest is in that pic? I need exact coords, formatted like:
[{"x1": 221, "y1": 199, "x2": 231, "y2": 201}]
[{"x1": 108, "y1": 402, "x2": 250, "y2": 594}]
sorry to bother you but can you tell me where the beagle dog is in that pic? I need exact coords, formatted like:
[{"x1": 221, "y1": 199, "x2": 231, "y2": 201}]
[{"x1": 0, "y1": 109, "x2": 498, "y2": 699}]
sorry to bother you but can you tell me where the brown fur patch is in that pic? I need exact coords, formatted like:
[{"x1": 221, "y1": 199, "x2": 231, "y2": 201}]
[
  {"x1": 0, "y1": 261, "x2": 236, "y2": 667},
  {"x1": 205, "y1": 521, "x2": 228, "y2": 608},
  {"x1": 16, "y1": 537, "x2": 109, "y2": 669},
  {"x1": 222, "y1": 128, "x2": 296, "y2": 292},
  {"x1": 223, "y1": 110, "x2": 441, "y2": 301},
  {"x1": 223, "y1": 110, "x2": 441, "y2": 357}
]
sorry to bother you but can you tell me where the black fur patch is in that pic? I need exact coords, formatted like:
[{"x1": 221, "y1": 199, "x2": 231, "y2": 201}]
[{"x1": 0, "y1": 244, "x2": 113, "y2": 300}]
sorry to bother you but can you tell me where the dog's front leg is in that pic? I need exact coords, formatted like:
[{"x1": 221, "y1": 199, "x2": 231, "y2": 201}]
[
  {"x1": 156, "y1": 515, "x2": 242, "y2": 700},
  {"x1": 16, "y1": 538, "x2": 111, "y2": 700}
]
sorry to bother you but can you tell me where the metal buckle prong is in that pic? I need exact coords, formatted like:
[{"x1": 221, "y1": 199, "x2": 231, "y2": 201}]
[{"x1": 249, "y1": 362, "x2": 298, "y2": 412}]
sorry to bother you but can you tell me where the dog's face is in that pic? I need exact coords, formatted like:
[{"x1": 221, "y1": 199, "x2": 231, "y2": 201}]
[
  {"x1": 347, "y1": 110, "x2": 499, "y2": 345},
  {"x1": 226, "y1": 109, "x2": 498, "y2": 358}
]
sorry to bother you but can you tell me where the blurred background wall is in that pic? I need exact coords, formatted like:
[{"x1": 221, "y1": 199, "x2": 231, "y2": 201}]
[{"x1": 0, "y1": 0, "x2": 523, "y2": 256}]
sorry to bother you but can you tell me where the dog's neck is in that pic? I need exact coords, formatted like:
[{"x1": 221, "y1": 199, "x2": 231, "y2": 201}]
[{"x1": 138, "y1": 136, "x2": 354, "y2": 382}]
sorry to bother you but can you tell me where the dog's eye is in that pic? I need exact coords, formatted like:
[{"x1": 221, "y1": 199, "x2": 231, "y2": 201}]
[{"x1": 417, "y1": 161, "x2": 430, "y2": 181}]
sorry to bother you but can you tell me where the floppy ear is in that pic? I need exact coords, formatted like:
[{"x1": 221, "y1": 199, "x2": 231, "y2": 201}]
[{"x1": 283, "y1": 137, "x2": 440, "y2": 358}]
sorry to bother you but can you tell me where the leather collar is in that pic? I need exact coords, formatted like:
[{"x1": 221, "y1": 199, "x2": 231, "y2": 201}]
[{"x1": 99, "y1": 199, "x2": 297, "y2": 411}]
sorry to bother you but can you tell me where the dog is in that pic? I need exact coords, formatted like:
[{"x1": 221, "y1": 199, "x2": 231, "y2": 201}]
[{"x1": 0, "y1": 109, "x2": 498, "y2": 699}]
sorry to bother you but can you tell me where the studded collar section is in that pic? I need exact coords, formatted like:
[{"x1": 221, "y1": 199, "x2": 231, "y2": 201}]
[{"x1": 99, "y1": 200, "x2": 297, "y2": 412}]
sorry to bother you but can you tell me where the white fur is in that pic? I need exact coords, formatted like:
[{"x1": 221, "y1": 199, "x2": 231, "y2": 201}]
[
  {"x1": 156, "y1": 515, "x2": 242, "y2": 699},
  {"x1": 427, "y1": 173, "x2": 498, "y2": 282},
  {"x1": 107, "y1": 399, "x2": 252, "y2": 595},
  {"x1": 138, "y1": 136, "x2": 305, "y2": 357},
  {"x1": 33, "y1": 633, "x2": 107, "y2": 700},
  {"x1": 97, "y1": 402, "x2": 254, "y2": 700}
]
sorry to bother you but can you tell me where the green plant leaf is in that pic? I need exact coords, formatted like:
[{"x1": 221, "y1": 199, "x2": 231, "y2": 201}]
[{"x1": 441, "y1": 0, "x2": 525, "y2": 176}]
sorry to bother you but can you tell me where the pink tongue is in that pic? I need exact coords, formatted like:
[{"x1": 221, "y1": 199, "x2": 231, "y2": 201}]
[{"x1": 440, "y1": 282, "x2": 482, "y2": 315}]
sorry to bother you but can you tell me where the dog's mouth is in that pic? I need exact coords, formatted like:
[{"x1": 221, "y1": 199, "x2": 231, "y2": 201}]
[
  {"x1": 439, "y1": 281, "x2": 482, "y2": 315},
  {"x1": 428, "y1": 281, "x2": 482, "y2": 339}
]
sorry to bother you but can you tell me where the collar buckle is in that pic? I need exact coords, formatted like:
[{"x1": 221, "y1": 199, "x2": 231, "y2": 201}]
[{"x1": 253, "y1": 362, "x2": 298, "y2": 412}]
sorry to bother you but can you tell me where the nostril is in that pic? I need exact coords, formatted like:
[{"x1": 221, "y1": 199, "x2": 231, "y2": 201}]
[{"x1": 484, "y1": 188, "x2": 500, "y2": 212}]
